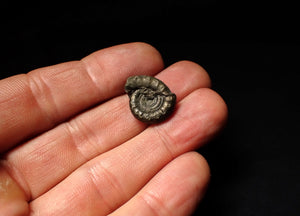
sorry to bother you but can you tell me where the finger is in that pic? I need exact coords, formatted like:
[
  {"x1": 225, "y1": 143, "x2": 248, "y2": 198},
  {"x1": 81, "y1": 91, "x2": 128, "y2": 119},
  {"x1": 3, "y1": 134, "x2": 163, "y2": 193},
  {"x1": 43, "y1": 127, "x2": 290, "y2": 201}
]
[
  {"x1": 4, "y1": 60, "x2": 211, "y2": 199},
  {"x1": 0, "y1": 42, "x2": 163, "y2": 152},
  {"x1": 109, "y1": 152, "x2": 210, "y2": 216},
  {"x1": 29, "y1": 88, "x2": 227, "y2": 216}
]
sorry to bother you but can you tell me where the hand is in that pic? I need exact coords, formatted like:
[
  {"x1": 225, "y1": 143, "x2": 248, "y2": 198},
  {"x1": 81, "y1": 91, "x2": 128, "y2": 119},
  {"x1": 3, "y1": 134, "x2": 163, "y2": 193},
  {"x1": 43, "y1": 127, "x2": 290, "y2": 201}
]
[{"x1": 0, "y1": 42, "x2": 227, "y2": 216}]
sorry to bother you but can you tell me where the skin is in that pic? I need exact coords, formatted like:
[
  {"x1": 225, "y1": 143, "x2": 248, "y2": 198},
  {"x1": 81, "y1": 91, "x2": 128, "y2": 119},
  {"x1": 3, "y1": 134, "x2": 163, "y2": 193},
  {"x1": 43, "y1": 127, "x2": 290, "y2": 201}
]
[{"x1": 0, "y1": 42, "x2": 228, "y2": 216}]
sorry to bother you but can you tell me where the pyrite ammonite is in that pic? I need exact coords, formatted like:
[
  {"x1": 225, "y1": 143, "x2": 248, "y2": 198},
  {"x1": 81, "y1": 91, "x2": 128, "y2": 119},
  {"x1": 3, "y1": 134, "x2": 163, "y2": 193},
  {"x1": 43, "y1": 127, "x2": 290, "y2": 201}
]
[{"x1": 124, "y1": 75, "x2": 176, "y2": 124}]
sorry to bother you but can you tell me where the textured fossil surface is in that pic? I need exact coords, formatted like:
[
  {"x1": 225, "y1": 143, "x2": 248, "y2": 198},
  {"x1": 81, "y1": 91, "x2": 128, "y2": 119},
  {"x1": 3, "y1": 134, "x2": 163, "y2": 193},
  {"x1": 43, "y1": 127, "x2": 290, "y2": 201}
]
[{"x1": 124, "y1": 75, "x2": 176, "y2": 123}]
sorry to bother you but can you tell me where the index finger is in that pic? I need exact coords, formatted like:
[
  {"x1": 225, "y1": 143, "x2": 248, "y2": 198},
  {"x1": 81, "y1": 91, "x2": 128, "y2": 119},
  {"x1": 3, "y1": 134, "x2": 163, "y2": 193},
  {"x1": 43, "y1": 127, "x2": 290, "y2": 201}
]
[{"x1": 0, "y1": 42, "x2": 164, "y2": 152}]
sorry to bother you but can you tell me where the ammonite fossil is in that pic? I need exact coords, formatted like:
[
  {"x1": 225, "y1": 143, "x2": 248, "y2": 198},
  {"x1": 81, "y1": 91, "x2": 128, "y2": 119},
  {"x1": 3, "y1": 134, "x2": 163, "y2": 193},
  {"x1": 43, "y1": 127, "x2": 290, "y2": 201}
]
[{"x1": 124, "y1": 75, "x2": 176, "y2": 124}]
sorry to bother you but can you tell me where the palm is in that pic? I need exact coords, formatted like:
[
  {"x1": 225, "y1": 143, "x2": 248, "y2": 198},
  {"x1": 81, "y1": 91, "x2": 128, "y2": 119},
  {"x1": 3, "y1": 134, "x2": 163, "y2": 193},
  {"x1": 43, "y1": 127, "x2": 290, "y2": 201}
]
[{"x1": 0, "y1": 43, "x2": 227, "y2": 216}]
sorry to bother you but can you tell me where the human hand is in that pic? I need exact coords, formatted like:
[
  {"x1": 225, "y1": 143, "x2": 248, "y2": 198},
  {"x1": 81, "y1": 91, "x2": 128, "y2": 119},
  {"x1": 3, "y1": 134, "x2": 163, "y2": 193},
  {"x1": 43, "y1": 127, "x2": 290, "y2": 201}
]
[{"x1": 0, "y1": 42, "x2": 227, "y2": 216}]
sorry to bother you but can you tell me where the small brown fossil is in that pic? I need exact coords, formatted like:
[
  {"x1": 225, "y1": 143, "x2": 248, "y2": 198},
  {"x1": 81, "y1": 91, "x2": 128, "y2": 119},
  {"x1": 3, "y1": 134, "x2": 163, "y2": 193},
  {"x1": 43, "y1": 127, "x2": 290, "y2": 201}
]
[{"x1": 124, "y1": 75, "x2": 176, "y2": 124}]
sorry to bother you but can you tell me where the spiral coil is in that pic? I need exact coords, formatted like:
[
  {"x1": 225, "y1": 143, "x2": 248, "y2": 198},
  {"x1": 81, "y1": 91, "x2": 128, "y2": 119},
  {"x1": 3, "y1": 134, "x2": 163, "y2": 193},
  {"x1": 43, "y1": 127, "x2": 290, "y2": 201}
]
[{"x1": 125, "y1": 75, "x2": 176, "y2": 123}]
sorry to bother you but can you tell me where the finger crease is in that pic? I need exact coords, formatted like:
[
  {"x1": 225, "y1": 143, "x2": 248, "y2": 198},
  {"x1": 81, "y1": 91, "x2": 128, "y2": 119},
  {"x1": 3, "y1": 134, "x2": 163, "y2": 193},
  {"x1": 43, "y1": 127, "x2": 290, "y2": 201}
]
[
  {"x1": 139, "y1": 191, "x2": 171, "y2": 216},
  {"x1": 88, "y1": 162, "x2": 128, "y2": 212},
  {"x1": 66, "y1": 118, "x2": 103, "y2": 160},
  {"x1": 27, "y1": 73, "x2": 59, "y2": 126},
  {"x1": 80, "y1": 58, "x2": 104, "y2": 97},
  {"x1": 63, "y1": 121, "x2": 91, "y2": 162},
  {"x1": 152, "y1": 127, "x2": 175, "y2": 161}
]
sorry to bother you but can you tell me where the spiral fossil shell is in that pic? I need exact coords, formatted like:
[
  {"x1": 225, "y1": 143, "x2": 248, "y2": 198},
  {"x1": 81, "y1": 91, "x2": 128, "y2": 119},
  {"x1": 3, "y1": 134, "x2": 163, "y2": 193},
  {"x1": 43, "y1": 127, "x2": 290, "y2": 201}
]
[{"x1": 124, "y1": 75, "x2": 176, "y2": 123}]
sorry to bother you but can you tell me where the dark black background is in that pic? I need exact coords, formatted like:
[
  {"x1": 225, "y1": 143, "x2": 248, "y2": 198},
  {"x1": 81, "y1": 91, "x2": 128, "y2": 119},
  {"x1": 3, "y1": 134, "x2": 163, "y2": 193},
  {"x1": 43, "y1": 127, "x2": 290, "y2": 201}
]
[{"x1": 1, "y1": 1, "x2": 299, "y2": 215}]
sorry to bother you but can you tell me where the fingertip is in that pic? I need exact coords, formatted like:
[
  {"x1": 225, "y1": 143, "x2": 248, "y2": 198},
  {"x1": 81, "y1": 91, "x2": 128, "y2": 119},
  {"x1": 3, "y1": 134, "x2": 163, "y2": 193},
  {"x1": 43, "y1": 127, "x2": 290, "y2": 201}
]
[
  {"x1": 198, "y1": 88, "x2": 228, "y2": 141},
  {"x1": 155, "y1": 60, "x2": 212, "y2": 102},
  {"x1": 182, "y1": 88, "x2": 228, "y2": 143},
  {"x1": 162, "y1": 152, "x2": 210, "y2": 215},
  {"x1": 131, "y1": 42, "x2": 165, "y2": 74},
  {"x1": 171, "y1": 60, "x2": 212, "y2": 88},
  {"x1": 130, "y1": 42, "x2": 164, "y2": 66},
  {"x1": 158, "y1": 87, "x2": 228, "y2": 152},
  {"x1": 83, "y1": 42, "x2": 164, "y2": 78},
  {"x1": 180, "y1": 152, "x2": 211, "y2": 196},
  {"x1": 147, "y1": 152, "x2": 211, "y2": 215}
]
